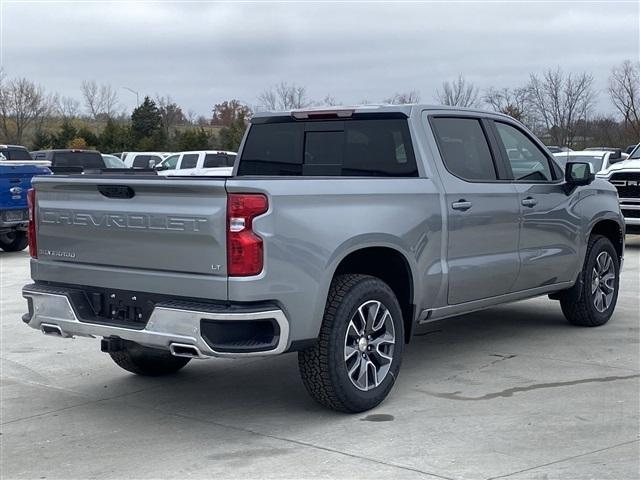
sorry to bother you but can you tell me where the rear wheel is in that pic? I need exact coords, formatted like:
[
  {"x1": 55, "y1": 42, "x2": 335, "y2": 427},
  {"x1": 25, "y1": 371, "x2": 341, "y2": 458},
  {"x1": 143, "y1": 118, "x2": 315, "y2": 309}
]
[
  {"x1": 560, "y1": 235, "x2": 620, "y2": 327},
  {"x1": 0, "y1": 231, "x2": 28, "y2": 252},
  {"x1": 108, "y1": 340, "x2": 191, "y2": 376},
  {"x1": 298, "y1": 274, "x2": 404, "y2": 413}
]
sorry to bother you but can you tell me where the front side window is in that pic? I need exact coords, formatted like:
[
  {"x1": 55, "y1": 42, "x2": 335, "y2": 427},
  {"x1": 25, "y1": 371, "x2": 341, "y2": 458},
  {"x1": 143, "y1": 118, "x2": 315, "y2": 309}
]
[
  {"x1": 430, "y1": 117, "x2": 497, "y2": 181},
  {"x1": 495, "y1": 122, "x2": 553, "y2": 181},
  {"x1": 180, "y1": 154, "x2": 199, "y2": 169},
  {"x1": 161, "y1": 154, "x2": 179, "y2": 170}
]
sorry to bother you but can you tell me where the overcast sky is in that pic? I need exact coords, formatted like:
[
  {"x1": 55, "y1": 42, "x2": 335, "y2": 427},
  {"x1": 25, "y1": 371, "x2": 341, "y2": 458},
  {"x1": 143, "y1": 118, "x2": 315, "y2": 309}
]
[{"x1": 1, "y1": 0, "x2": 638, "y2": 116}]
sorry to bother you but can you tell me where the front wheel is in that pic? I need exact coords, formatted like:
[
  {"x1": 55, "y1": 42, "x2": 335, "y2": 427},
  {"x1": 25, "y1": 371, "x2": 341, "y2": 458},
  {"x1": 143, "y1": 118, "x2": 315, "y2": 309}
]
[
  {"x1": 0, "y1": 231, "x2": 28, "y2": 252},
  {"x1": 560, "y1": 235, "x2": 620, "y2": 327},
  {"x1": 298, "y1": 274, "x2": 404, "y2": 413}
]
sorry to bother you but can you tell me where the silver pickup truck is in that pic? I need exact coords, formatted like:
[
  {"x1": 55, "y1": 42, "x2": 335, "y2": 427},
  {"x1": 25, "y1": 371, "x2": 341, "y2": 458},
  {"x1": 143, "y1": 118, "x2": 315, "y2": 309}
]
[{"x1": 22, "y1": 105, "x2": 625, "y2": 412}]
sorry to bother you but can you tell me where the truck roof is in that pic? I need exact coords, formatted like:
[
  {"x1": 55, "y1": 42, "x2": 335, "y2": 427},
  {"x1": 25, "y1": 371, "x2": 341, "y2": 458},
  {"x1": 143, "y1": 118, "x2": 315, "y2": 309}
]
[{"x1": 252, "y1": 104, "x2": 513, "y2": 121}]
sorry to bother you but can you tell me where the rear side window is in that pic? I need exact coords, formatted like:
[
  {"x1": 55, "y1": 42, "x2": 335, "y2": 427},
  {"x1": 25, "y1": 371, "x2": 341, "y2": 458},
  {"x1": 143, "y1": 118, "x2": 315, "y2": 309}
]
[
  {"x1": 238, "y1": 119, "x2": 418, "y2": 177},
  {"x1": 52, "y1": 152, "x2": 105, "y2": 168},
  {"x1": 180, "y1": 154, "x2": 199, "y2": 169},
  {"x1": 431, "y1": 117, "x2": 497, "y2": 181},
  {"x1": 132, "y1": 155, "x2": 151, "y2": 168},
  {"x1": 203, "y1": 153, "x2": 234, "y2": 168}
]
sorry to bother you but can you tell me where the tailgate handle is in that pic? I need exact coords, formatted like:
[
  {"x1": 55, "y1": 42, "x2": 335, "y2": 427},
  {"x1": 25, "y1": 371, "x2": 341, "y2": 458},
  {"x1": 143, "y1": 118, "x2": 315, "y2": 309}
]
[{"x1": 98, "y1": 185, "x2": 135, "y2": 199}]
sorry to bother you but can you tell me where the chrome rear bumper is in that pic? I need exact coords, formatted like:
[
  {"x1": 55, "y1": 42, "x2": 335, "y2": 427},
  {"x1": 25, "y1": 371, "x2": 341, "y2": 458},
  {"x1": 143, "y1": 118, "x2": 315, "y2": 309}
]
[{"x1": 22, "y1": 286, "x2": 290, "y2": 358}]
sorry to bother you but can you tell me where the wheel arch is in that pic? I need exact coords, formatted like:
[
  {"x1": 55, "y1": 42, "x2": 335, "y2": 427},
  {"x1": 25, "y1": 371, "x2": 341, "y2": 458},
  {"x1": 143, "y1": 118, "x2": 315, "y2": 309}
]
[{"x1": 327, "y1": 242, "x2": 418, "y2": 343}]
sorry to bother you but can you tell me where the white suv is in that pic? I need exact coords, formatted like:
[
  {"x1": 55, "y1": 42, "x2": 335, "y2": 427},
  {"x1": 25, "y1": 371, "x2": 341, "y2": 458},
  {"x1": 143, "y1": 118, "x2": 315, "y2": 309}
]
[
  {"x1": 156, "y1": 150, "x2": 236, "y2": 176},
  {"x1": 121, "y1": 152, "x2": 169, "y2": 169}
]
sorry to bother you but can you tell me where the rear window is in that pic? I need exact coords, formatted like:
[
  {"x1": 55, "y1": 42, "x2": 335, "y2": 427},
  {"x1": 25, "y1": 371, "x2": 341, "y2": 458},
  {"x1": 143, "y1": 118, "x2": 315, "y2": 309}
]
[
  {"x1": 52, "y1": 152, "x2": 105, "y2": 168},
  {"x1": 1, "y1": 147, "x2": 32, "y2": 160},
  {"x1": 237, "y1": 119, "x2": 418, "y2": 177},
  {"x1": 203, "y1": 153, "x2": 235, "y2": 168}
]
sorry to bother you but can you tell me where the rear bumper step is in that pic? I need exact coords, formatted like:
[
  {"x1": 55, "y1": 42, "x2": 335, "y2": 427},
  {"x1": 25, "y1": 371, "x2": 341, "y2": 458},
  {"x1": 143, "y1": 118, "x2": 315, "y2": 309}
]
[{"x1": 22, "y1": 285, "x2": 290, "y2": 358}]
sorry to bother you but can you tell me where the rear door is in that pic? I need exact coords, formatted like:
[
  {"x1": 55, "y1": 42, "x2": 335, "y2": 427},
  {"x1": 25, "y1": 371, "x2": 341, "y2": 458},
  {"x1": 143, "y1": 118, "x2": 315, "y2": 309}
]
[
  {"x1": 490, "y1": 120, "x2": 580, "y2": 290},
  {"x1": 429, "y1": 115, "x2": 520, "y2": 304},
  {"x1": 34, "y1": 176, "x2": 229, "y2": 298}
]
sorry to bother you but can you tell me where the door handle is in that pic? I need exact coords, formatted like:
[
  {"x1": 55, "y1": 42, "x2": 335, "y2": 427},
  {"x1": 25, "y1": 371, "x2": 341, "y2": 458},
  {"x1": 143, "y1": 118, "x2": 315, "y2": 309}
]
[
  {"x1": 451, "y1": 200, "x2": 472, "y2": 211},
  {"x1": 521, "y1": 197, "x2": 538, "y2": 208}
]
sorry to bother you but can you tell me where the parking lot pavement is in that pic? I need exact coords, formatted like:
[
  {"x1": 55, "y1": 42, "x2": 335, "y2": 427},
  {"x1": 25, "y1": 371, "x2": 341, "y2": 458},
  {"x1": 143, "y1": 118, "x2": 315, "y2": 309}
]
[{"x1": 1, "y1": 238, "x2": 638, "y2": 480}]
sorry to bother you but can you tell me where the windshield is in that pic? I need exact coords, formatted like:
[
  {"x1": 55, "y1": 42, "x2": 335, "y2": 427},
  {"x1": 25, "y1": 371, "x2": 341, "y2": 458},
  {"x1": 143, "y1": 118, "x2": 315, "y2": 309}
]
[
  {"x1": 102, "y1": 155, "x2": 126, "y2": 168},
  {"x1": 630, "y1": 144, "x2": 640, "y2": 159}
]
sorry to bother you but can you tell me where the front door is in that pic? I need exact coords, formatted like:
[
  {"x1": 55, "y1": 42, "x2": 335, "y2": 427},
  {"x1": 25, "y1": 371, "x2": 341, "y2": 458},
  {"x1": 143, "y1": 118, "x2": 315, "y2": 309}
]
[
  {"x1": 491, "y1": 120, "x2": 581, "y2": 291},
  {"x1": 429, "y1": 115, "x2": 521, "y2": 305}
]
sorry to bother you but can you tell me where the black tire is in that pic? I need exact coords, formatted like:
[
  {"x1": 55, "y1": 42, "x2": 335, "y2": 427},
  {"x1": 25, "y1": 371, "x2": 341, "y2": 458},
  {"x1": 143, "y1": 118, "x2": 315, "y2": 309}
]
[
  {"x1": 0, "y1": 231, "x2": 28, "y2": 252},
  {"x1": 108, "y1": 340, "x2": 190, "y2": 376},
  {"x1": 298, "y1": 274, "x2": 404, "y2": 413},
  {"x1": 560, "y1": 235, "x2": 620, "y2": 327}
]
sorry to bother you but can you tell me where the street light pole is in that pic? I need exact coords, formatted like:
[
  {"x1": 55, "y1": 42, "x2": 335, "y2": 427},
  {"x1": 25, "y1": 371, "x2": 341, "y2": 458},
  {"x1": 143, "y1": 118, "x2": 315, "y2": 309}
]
[{"x1": 123, "y1": 87, "x2": 140, "y2": 107}]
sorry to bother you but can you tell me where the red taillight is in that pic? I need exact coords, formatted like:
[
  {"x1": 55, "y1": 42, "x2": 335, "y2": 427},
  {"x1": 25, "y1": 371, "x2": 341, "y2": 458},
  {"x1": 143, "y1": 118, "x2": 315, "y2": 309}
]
[
  {"x1": 227, "y1": 193, "x2": 268, "y2": 276},
  {"x1": 27, "y1": 188, "x2": 37, "y2": 258}
]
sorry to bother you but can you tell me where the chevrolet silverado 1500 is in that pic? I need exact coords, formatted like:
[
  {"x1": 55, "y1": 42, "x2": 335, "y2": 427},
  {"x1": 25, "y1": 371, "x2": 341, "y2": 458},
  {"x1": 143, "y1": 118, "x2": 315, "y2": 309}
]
[{"x1": 22, "y1": 105, "x2": 625, "y2": 412}]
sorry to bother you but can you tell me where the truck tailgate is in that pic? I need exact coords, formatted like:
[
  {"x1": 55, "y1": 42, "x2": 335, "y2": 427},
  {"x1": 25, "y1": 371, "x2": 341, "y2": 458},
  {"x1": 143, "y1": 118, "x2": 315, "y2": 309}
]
[{"x1": 33, "y1": 176, "x2": 228, "y2": 295}]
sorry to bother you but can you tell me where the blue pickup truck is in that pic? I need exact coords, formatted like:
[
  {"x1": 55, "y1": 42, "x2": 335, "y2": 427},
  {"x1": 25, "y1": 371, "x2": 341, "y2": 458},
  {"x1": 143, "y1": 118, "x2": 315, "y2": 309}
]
[{"x1": 0, "y1": 145, "x2": 50, "y2": 252}]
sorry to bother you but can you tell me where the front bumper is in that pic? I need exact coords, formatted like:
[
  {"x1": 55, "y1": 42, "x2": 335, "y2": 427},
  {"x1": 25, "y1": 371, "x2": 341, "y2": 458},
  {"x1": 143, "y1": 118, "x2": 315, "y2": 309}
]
[{"x1": 22, "y1": 284, "x2": 290, "y2": 358}]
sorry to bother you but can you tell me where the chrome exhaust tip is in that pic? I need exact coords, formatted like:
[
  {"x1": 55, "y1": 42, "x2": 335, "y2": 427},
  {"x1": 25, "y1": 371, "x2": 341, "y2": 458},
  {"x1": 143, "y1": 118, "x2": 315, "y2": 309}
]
[
  {"x1": 41, "y1": 323, "x2": 64, "y2": 337},
  {"x1": 169, "y1": 343, "x2": 206, "y2": 359}
]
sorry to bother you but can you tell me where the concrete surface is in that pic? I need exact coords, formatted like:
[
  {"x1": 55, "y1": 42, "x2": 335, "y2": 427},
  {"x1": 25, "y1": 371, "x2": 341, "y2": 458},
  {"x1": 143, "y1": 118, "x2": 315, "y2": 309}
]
[{"x1": 1, "y1": 237, "x2": 639, "y2": 480}]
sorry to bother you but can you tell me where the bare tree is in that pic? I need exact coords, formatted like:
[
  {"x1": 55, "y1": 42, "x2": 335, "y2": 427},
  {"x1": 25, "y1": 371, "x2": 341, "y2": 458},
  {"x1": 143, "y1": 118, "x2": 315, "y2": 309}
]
[
  {"x1": 483, "y1": 87, "x2": 532, "y2": 122},
  {"x1": 211, "y1": 99, "x2": 252, "y2": 127},
  {"x1": 0, "y1": 75, "x2": 51, "y2": 144},
  {"x1": 384, "y1": 90, "x2": 420, "y2": 105},
  {"x1": 258, "y1": 81, "x2": 311, "y2": 110},
  {"x1": 81, "y1": 80, "x2": 119, "y2": 120},
  {"x1": 527, "y1": 68, "x2": 595, "y2": 146},
  {"x1": 156, "y1": 95, "x2": 185, "y2": 138},
  {"x1": 608, "y1": 60, "x2": 640, "y2": 136},
  {"x1": 436, "y1": 75, "x2": 478, "y2": 107},
  {"x1": 315, "y1": 94, "x2": 340, "y2": 107},
  {"x1": 56, "y1": 95, "x2": 81, "y2": 120}
]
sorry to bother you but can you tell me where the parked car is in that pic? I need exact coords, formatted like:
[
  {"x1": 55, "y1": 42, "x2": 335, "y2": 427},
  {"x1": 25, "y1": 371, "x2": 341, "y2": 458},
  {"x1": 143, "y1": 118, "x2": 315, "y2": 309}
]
[
  {"x1": 553, "y1": 150, "x2": 625, "y2": 173},
  {"x1": 546, "y1": 145, "x2": 571, "y2": 154},
  {"x1": 22, "y1": 105, "x2": 624, "y2": 412},
  {"x1": 0, "y1": 145, "x2": 50, "y2": 251},
  {"x1": 584, "y1": 147, "x2": 628, "y2": 160},
  {"x1": 30, "y1": 149, "x2": 106, "y2": 170},
  {"x1": 102, "y1": 154, "x2": 127, "y2": 169},
  {"x1": 598, "y1": 142, "x2": 640, "y2": 234},
  {"x1": 155, "y1": 150, "x2": 236, "y2": 176},
  {"x1": 120, "y1": 152, "x2": 168, "y2": 169}
]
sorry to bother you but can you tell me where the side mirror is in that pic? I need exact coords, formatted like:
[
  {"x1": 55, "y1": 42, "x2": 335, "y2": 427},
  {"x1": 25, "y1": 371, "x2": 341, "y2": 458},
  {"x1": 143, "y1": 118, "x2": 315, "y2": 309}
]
[
  {"x1": 565, "y1": 161, "x2": 595, "y2": 187},
  {"x1": 155, "y1": 164, "x2": 167, "y2": 171}
]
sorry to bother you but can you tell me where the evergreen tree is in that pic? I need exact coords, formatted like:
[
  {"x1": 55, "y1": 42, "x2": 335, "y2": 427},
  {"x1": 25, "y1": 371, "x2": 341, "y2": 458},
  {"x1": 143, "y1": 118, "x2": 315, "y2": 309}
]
[
  {"x1": 98, "y1": 118, "x2": 131, "y2": 152},
  {"x1": 53, "y1": 120, "x2": 78, "y2": 149},
  {"x1": 77, "y1": 126, "x2": 99, "y2": 148},
  {"x1": 130, "y1": 96, "x2": 162, "y2": 148}
]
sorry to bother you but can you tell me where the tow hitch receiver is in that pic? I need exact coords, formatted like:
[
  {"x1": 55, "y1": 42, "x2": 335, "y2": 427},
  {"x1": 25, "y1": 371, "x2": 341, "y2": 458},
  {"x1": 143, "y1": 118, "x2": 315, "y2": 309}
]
[{"x1": 101, "y1": 336, "x2": 125, "y2": 353}]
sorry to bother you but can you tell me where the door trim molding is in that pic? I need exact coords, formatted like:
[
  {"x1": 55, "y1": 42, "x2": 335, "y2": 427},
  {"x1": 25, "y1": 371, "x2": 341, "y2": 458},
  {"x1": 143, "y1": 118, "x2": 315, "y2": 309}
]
[{"x1": 418, "y1": 280, "x2": 575, "y2": 324}]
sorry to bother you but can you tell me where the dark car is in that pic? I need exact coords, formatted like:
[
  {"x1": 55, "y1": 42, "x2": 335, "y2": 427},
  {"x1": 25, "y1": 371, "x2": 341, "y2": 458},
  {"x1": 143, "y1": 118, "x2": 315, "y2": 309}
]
[{"x1": 30, "y1": 149, "x2": 106, "y2": 170}]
